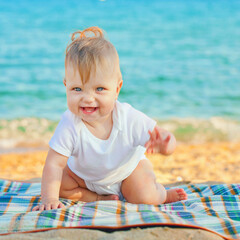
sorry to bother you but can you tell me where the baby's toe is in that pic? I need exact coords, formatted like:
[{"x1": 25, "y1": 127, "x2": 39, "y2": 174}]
[{"x1": 176, "y1": 188, "x2": 188, "y2": 200}]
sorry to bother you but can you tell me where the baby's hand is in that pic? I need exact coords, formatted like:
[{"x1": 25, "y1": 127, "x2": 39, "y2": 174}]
[
  {"x1": 144, "y1": 126, "x2": 175, "y2": 155},
  {"x1": 32, "y1": 198, "x2": 65, "y2": 211}
]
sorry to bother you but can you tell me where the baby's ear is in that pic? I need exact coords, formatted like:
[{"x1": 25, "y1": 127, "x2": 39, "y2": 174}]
[
  {"x1": 63, "y1": 78, "x2": 66, "y2": 86},
  {"x1": 116, "y1": 80, "x2": 123, "y2": 97}
]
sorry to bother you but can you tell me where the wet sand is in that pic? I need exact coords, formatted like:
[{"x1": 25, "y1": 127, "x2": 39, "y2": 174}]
[{"x1": 0, "y1": 142, "x2": 239, "y2": 240}]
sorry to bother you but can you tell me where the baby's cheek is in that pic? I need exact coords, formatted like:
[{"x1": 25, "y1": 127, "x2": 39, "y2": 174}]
[{"x1": 67, "y1": 97, "x2": 78, "y2": 112}]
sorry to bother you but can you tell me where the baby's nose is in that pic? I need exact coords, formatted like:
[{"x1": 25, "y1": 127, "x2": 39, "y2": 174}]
[{"x1": 82, "y1": 93, "x2": 94, "y2": 103}]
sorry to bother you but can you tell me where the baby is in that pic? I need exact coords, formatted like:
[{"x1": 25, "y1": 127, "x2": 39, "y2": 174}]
[{"x1": 33, "y1": 27, "x2": 187, "y2": 211}]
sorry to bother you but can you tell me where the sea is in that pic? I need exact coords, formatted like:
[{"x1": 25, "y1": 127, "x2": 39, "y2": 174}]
[{"x1": 0, "y1": 0, "x2": 240, "y2": 146}]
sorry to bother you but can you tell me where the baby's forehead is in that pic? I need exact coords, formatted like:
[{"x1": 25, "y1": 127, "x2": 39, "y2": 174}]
[
  {"x1": 66, "y1": 62, "x2": 119, "y2": 84},
  {"x1": 67, "y1": 56, "x2": 118, "y2": 74}
]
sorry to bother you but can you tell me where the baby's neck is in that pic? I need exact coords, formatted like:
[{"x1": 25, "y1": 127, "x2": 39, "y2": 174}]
[{"x1": 83, "y1": 114, "x2": 113, "y2": 140}]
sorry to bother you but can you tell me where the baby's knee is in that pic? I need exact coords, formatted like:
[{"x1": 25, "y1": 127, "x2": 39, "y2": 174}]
[
  {"x1": 137, "y1": 181, "x2": 167, "y2": 205},
  {"x1": 122, "y1": 171, "x2": 163, "y2": 205}
]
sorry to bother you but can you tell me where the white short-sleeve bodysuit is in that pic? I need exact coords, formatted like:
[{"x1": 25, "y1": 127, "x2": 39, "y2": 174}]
[{"x1": 49, "y1": 101, "x2": 156, "y2": 196}]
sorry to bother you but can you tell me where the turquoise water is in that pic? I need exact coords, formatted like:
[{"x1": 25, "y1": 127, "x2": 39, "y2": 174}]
[{"x1": 0, "y1": 0, "x2": 240, "y2": 121}]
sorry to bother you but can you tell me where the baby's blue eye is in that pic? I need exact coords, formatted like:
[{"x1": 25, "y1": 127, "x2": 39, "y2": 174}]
[
  {"x1": 74, "y1": 87, "x2": 82, "y2": 92},
  {"x1": 97, "y1": 87, "x2": 104, "y2": 91}
]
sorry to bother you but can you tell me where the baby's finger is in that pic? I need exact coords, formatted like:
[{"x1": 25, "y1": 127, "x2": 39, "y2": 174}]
[
  {"x1": 150, "y1": 129, "x2": 156, "y2": 141},
  {"x1": 144, "y1": 140, "x2": 151, "y2": 148},
  {"x1": 152, "y1": 127, "x2": 160, "y2": 141},
  {"x1": 39, "y1": 204, "x2": 45, "y2": 212},
  {"x1": 146, "y1": 146, "x2": 153, "y2": 154},
  {"x1": 58, "y1": 202, "x2": 65, "y2": 209},
  {"x1": 155, "y1": 128, "x2": 161, "y2": 140},
  {"x1": 46, "y1": 203, "x2": 52, "y2": 211},
  {"x1": 32, "y1": 205, "x2": 39, "y2": 211},
  {"x1": 164, "y1": 135, "x2": 171, "y2": 143},
  {"x1": 148, "y1": 130, "x2": 153, "y2": 140},
  {"x1": 52, "y1": 201, "x2": 65, "y2": 210}
]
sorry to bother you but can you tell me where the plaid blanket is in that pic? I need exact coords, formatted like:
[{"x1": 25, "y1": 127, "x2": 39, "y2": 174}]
[{"x1": 0, "y1": 179, "x2": 240, "y2": 239}]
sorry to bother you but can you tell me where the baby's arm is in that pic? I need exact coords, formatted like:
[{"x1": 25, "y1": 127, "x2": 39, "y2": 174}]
[
  {"x1": 32, "y1": 148, "x2": 68, "y2": 211},
  {"x1": 144, "y1": 125, "x2": 176, "y2": 155}
]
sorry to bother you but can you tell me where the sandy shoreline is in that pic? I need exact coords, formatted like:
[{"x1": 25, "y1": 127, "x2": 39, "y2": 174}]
[
  {"x1": 1, "y1": 142, "x2": 239, "y2": 184},
  {"x1": 0, "y1": 141, "x2": 239, "y2": 240},
  {"x1": 1, "y1": 117, "x2": 240, "y2": 153}
]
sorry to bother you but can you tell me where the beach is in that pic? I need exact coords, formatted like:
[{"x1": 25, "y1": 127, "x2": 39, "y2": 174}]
[
  {"x1": 1, "y1": 0, "x2": 240, "y2": 238},
  {"x1": 1, "y1": 142, "x2": 240, "y2": 184},
  {"x1": 0, "y1": 141, "x2": 239, "y2": 240},
  {"x1": 1, "y1": 116, "x2": 240, "y2": 183},
  {"x1": 0, "y1": 119, "x2": 240, "y2": 239}
]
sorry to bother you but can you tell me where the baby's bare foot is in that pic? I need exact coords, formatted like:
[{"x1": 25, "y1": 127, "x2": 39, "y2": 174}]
[
  {"x1": 97, "y1": 194, "x2": 119, "y2": 201},
  {"x1": 165, "y1": 188, "x2": 187, "y2": 203}
]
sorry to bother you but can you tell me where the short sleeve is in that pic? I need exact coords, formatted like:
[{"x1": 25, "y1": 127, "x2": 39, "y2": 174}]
[
  {"x1": 49, "y1": 111, "x2": 77, "y2": 157},
  {"x1": 124, "y1": 104, "x2": 157, "y2": 147}
]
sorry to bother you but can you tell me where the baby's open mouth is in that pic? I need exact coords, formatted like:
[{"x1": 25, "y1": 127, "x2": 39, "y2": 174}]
[{"x1": 81, "y1": 107, "x2": 98, "y2": 114}]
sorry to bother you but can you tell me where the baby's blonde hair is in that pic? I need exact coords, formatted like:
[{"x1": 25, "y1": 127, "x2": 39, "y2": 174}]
[{"x1": 65, "y1": 26, "x2": 122, "y2": 84}]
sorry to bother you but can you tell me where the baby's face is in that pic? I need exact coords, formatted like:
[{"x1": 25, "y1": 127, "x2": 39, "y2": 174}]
[{"x1": 64, "y1": 63, "x2": 122, "y2": 125}]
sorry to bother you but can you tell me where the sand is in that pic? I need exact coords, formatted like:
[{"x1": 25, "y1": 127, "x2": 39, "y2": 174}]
[
  {"x1": 1, "y1": 142, "x2": 240, "y2": 239},
  {"x1": 0, "y1": 227, "x2": 224, "y2": 240},
  {"x1": 1, "y1": 142, "x2": 240, "y2": 184}
]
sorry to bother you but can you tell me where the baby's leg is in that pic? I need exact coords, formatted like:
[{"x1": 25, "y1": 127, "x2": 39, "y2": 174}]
[
  {"x1": 59, "y1": 166, "x2": 119, "y2": 202},
  {"x1": 121, "y1": 159, "x2": 187, "y2": 205}
]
